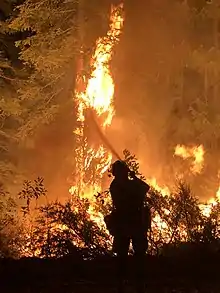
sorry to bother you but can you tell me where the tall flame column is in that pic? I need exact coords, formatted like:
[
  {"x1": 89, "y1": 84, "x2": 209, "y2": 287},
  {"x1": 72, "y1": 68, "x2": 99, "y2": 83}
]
[{"x1": 69, "y1": 4, "x2": 124, "y2": 223}]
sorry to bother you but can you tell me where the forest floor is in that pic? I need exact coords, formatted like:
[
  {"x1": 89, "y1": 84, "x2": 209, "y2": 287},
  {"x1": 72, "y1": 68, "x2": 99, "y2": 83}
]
[{"x1": 0, "y1": 254, "x2": 219, "y2": 293}]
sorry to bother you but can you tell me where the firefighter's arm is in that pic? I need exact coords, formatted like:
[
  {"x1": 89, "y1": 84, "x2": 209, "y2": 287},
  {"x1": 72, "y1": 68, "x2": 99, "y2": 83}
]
[{"x1": 130, "y1": 171, "x2": 150, "y2": 193}]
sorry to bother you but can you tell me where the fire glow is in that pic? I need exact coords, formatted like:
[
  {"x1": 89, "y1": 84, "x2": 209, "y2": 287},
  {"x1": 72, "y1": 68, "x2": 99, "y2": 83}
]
[
  {"x1": 70, "y1": 3, "x2": 220, "y2": 242},
  {"x1": 18, "y1": 4, "x2": 220, "y2": 259}
]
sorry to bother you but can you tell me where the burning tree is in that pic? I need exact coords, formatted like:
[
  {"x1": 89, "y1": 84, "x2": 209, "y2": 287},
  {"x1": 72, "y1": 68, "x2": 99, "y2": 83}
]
[{"x1": 69, "y1": 3, "x2": 124, "y2": 227}]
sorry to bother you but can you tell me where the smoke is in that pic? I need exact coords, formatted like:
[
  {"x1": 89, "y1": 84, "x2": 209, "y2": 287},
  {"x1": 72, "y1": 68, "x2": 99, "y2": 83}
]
[
  {"x1": 19, "y1": 1, "x2": 220, "y2": 202},
  {"x1": 111, "y1": 1, "x2": 188, "y2": 167},
  {"x1": 110, "y1": 0, "x2": 219, "y2": 199}
]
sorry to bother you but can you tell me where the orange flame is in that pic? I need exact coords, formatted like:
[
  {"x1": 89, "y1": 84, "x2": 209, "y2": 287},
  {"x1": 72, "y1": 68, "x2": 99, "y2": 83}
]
[
  {"x1": 147, "y1": 177, "x2": 170, "y2": 196},
  {"x1": 75, "y1": 4, "x2": 124, "y2": 128},
  {"x1": 70, "y1": 4, "x2": 124, "y2": 227},
  {"x1": 174, "y1": 144, "x2": 205, "y2": 174}
]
